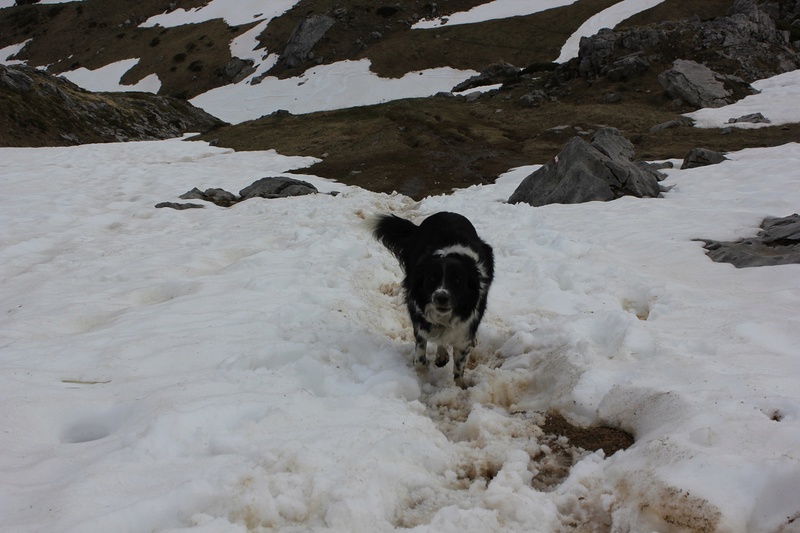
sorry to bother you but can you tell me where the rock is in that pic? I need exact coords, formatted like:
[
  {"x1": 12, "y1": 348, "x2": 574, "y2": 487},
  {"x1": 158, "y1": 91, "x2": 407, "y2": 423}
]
[
  {"x1": 280, "y1": 15, "x2": 336, "y2": 69},
  {"x1": 605, "y1": 53, "x2": 650, "y2": 82},
  {"x1": 155, "y1": 202, "x2": 205, "y2": 210},
  {"x1": 681, "y1": 148, "x2": 727, "y2": 169},
  {"x1": 452, "y1": 61, "x2": 521, "y2": 92},
  {"x1": 657, "y1": 60, "x2": 733, "y2": 108},
  {"x1": 223, "y1": 57, "x2": 256, "y2": 83},
  {"x1": 569, "y1": 3, "x2": 799, "y2": 85},
  {"x1": 649, "y1": 116, "x2": 695, "y2": 133},
  {"x1": 0, "y1": 64, "x2": 224, "y2": 147},
  {"x1": 600, "y1": 91, "x2": 622, "y2": 104},
  {"x1": 519, "y1": 90, "x2": 546, "y2": 107},
  {"x1": 727, "y1": 112, "x2": 771, "y2": 124},
  {"x1": 0, "y1": 66, "x2": 34, "y2": 92},
  {"x1": 508, "y1": 127, "x2": 662, "y2": 206},
  {"x1": 239, "y1": 177, "x2": 319, "y2": 200},
  {"x1": 180, "y1": 187, "x2": 238, "y2": 207},
  {"x1": 547, "y1": 125, "x2": 572, "y2": 134},
  {"x1": 698, "y1": 214, "x2": 800, "y2": 267}
]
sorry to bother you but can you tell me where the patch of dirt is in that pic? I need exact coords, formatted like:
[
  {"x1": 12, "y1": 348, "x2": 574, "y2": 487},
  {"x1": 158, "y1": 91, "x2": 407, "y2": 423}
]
[{"x1": 542, "y1": 411, "x2": 633, "y2": 456}]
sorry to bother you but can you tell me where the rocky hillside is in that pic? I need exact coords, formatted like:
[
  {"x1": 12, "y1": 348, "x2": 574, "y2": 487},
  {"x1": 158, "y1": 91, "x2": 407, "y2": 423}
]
[
  {"x1": 0, "y1": 63, "x2": 222, "y2": 145},
  {"x1": 1, "y1": 0, "x2": 799, "y2": 196}
]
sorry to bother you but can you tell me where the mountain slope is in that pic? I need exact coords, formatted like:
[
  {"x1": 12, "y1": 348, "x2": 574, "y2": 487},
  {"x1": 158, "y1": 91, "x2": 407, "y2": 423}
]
[{"x1": 1, "y1": 0, "x2": 799, "y2": 197}]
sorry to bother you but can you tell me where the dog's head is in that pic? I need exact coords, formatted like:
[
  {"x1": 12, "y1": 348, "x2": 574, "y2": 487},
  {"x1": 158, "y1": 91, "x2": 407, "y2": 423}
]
[{"x1": 413, "y1": 254, "x2": 481, "y2": 326}]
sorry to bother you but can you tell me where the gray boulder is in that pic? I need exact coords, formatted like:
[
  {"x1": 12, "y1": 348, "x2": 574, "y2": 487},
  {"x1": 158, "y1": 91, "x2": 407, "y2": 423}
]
[
  {"x1": 155, "y1": 202, "x2": 205, "y2": 210},
  {"x1": 508, "y1": 128, "x2": 662, "y2": 206},
  {"x1": 223, "y1": 57, "x2": 256, "y2": 83},
  {"x1": 280, "y1": 15, "x2": 336, "y2": 69},
  {"x1": 699, "y1": 214, "x2": 800, "y2": 268},
  {"x1": 681, "y1": 148, "x2": 727, "y2": 169},
  {"x1": 180, "y1": 187, "x2": 238, "y2": 207},
  {"x1": 452, "y1": 61, "x2": 521, "y2": 92},
  {"x1": 727, "y1": 112, "x2": 771, "y2": 124},
  {"x1": 657, "y1": 60, "x2": 733, "y2": 108},
  {"x1": 239, "y1": 177, "x2": 318, "y2": 199}
]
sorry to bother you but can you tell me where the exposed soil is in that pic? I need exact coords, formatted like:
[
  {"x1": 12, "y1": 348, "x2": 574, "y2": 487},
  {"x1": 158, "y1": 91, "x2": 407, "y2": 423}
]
[{"x1": 542, "y1": 411, "x2": 634, "y2": 457}]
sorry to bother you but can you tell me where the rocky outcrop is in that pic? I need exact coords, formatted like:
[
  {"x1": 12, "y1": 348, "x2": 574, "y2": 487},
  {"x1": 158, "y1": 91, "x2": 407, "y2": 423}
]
[
  {"x1": 568, "y1": 2, "x2": 799, "y2": 87},
  {"x1": 452, "y1": 61, "x2": 521, "y2": 92},
  {"x1": 280, "y1": 15, "x2": 336, "y2": 69},
  {"x1": 508, "y1": 127, "x2": 663, "y2": 206},
  {"x1": 657, "y1": 60, "x2": 738, "y2": 108},
  {"x1": 0, "y1": 64, "x2": 224, "y2": 147},
  {"x1": 698, "y1": 214, "x2": 800, "y2": 267}
]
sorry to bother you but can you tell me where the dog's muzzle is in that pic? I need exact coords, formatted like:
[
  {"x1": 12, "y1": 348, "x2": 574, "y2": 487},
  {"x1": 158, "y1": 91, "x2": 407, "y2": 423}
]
[{"x1": 432, "y1": 289, "x2": 452, "y2": 313}]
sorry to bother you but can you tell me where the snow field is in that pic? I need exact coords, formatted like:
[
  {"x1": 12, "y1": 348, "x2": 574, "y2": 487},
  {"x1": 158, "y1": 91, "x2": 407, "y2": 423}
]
[{"x1": 2, "y1": 138, "x2": 800, "y2": 531}]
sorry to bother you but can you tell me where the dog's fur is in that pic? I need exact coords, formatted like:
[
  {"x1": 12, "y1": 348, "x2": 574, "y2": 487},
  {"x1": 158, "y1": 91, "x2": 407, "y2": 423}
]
[{"x1": 371, "y1": 212, "x2": 494, "y2": 386}]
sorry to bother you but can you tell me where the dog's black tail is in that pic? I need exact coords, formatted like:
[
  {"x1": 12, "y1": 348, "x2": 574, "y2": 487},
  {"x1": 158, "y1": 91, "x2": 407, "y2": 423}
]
[{"x1": 370, "y1": 214, "x2": 417, "y2": 270}]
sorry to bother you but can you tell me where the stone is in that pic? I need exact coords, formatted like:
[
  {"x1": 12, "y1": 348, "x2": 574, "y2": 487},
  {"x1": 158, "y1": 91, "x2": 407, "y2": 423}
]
[
  {"x1": 180, "y1": 187, "x2": 238, "y2": 207},
  {"x1": 508, "y1": 127, "x2": 662, "y2": 206},
  {"x1": 657, "y1": 60, "x2": 732, "y2": 108},
  {"x1": 223, "y1": 57, "x2": 256, "y2": 83},
  {"x1": 605, "y1": 53, "x2": 650, "y2": 82},
  {"x1": 698, "y1": 214, "x2": 800, "y2": 268},
  {"x1": 681, "y1": 148, "x2": 727, "y2": 169},
  {"x1": 727, "y1": 112, "x2": 771, "y2": 124},
  {"x1": 280, "y1": 15, "x2": 336, "y2": 69},
  {"x1": 155, "y1": 202, "x2": 205, "y2": 210},
  {"x1": 649, "y1": 116, "x2": 695, "y2": 133},
  {"x1": 0, "y1": 66, "x2": 34, "y2": 92},
  {"x1": 452, "y1": 61, "x2": 521, "y2": 92},
  {"x1": 239, "y1": 177, "x2": 319, "y2": 200},
  {"x1": 519, "y1": 90, "x2": 549, "y2": 108}
]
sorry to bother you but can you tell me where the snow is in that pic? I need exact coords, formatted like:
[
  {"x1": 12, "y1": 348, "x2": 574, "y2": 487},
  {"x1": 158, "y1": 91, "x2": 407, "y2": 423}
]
[
  {"x1": 59, "y1": 58, "x2": 161, "y2": 93},
  {"x1": 412, "y1": 0, "x2": 579, "y2": 29},
  {"x1": 3, "y1": 132, "x2": 800, "y2": 532},
  {"x1": 190, "y1": 59, "x2": 478, "y2": 124},
  {"x1": 3, "y1": 1, "x2": 800, "y2": 531},
  {"x1": 139, "y1": 0, "x2": 298, "y2": 29},
  {"x1": 686, "y1": 69, "x2": 800, "y2": 128},
  {"x1": 0, "y1": 38, "x2": 29, "y2": 65}
]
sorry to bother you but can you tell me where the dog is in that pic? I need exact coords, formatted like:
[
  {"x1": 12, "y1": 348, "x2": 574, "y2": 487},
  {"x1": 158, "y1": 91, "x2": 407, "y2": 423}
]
[{"x1": 371, "y1": 211, "x2": 494, "y2": 386}]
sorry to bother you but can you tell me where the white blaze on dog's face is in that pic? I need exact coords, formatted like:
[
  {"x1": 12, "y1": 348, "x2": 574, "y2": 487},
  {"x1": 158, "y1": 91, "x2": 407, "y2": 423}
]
[{"x1": 419, "y1": 255, "x2": 478, "y2": 326}]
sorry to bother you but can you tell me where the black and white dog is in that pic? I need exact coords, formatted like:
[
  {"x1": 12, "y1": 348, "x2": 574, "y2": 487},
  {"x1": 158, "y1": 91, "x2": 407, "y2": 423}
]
[{"x1": 371, "y1": 212, "x2": 494, "y2": 386}]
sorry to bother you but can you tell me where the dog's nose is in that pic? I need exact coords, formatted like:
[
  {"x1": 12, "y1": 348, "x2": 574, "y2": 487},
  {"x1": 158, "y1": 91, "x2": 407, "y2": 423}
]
[{"x1": 433, "y1": 290, "x2": 451, "y2": 308}]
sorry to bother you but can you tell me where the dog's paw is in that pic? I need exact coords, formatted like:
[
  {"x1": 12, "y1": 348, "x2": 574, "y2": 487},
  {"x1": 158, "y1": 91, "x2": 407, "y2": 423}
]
[{"x1": 434, "y1": 346, "x2": 450, "y2": 367}]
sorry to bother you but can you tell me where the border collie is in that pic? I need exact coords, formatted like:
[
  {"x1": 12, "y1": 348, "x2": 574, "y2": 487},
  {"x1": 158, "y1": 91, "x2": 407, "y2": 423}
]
[{"x1": 371, "y1": 212, "x2": 494, "y2": 386}]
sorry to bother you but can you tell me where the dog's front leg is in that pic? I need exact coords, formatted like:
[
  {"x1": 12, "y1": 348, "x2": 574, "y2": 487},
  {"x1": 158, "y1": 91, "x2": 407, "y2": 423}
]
[
  {"x1": 434, "y1": 345, "x2": 450, "y2": 368},
  {"x1": 452, "y1": 338, "x2": 477, "y2": 387},
  {"x1": 414, "y1": 331, "x2": 429, "y2": 369}
]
